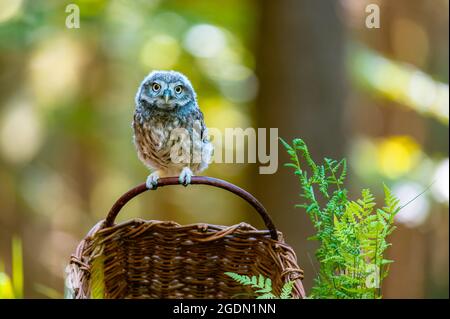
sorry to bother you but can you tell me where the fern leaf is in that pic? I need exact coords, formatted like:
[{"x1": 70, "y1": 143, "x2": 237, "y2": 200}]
[
  {"x1": 254, "y1": 277, "x2": 272, "y2": 293},
  {"x1": 279, "y1": 137, "x2": 294, "y2": 151},
  {"x1": 280, "y1": 281, "x2": 295, "y2": 299},
  {"x1": 225, "y1": 272, "x2": 253, "y2": 286},
  {"x1": 382, "y1": 184, "x2": 401, "y2": 216},
  {"x1": 284, "y1": 163, "x2": 298, "y2": 169}
]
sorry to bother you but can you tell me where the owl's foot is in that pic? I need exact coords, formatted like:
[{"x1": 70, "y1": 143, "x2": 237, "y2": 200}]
[
  {"x1": 179, "y1": 167, "x2": 193, "y2": 187},
  {"x1": 146, "y1": 172, "x2": 160, "y2": 189}
]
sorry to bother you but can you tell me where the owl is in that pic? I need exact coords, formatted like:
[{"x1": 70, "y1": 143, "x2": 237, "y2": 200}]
[{"x1": 132, "y1": 70, "x2": 213, "y2": 189}]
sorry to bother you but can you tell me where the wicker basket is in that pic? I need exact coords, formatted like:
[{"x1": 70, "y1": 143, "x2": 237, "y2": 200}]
[{"x1": 66, "y1": 176, "x2": 305, "y2": 299}]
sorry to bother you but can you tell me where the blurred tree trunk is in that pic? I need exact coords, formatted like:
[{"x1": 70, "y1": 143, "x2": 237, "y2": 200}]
[{"x1": 254, "y1": 0, "x2": 347, "y2": 293}]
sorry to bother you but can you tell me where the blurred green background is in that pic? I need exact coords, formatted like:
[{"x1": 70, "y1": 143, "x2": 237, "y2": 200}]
[{"x1": 0, "y1": 0, "x2": 448, "y2": 298}]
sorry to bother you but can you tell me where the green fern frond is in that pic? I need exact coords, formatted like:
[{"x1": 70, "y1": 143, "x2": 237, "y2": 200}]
[
  {"x1": 382, "y1": 184, "x2": 401, "y2": 218},
  {"x1": 280, "y1": 281, "x2": 295, "y2": 299},
  {"x1": 226, "y1": 272, "x2": 295, "y2": 299},
  {"x1": 224, "y1": 272, "x2": 253, "y2": 286},
  {"x1": 281, "y1": 138, "x2": 400, "y2": 299},
  {"x1": 279, "y1": 137, "x2": 294, "y2": 152}
]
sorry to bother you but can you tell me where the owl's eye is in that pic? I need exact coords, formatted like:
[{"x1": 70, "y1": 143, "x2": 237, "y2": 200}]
[
  {"x1": 151, "y1": 83, "x2": 161, "y2": 92},
  {"x1": 174, "y1": 85, "x2": 183, "y2": 94}
]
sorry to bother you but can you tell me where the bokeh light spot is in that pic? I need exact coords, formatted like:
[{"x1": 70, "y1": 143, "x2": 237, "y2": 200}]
[
  {"x1": 29, "y1": 36, "x2": 87, "y2": 109},
  {"x1": 184, "y1": 24, "x2": 226, "y2": 58},
  {"x1": 151, "y1": 11, "x2": 188, "y2": 37},
  {"x1": 431, "y1": 158, "x2": 449, "y2": 204},
  {"x1": 201, "y1": 98, "x2": 249, "y2": 130},
  {"x1": 140, "y1": 34, "x2": 180, "y2": 69},
  {"x1": 376, "y1": 136, "x2": 421, "y2": 179},
  {"x1": 393, "y1": 182, "x2": 430, "y2": 228},
  {"x1": 408, "y1": 71, "x2": 438, "y2": 112},
  {"x1": 0, "y1": 101, "x2": 43, "y2": 164},
  {"x1": 0, "y1": 0, "x2": 22, "y2": 24}
]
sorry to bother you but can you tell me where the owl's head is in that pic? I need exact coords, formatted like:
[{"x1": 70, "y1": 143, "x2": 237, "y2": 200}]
[{"x1": 136, "y1": 70, "x2": 197, "y2": 111}]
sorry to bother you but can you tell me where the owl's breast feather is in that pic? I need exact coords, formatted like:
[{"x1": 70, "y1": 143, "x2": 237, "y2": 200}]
[{"x1": 133, "y1": 112, "x2": 188, "y2": 151}]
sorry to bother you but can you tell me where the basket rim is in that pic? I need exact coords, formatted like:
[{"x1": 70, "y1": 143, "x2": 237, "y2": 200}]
[
  {"x1": 81, "y1": 218, "x2": 291, "y2": 249},
  {"x1": 96, "y1": 218, "x2": 284, "y2": 238}
]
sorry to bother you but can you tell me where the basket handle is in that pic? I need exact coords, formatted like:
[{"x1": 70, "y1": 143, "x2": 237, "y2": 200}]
[{"x1": 104, "y1": 176, "x2": 279, "y2": 240}]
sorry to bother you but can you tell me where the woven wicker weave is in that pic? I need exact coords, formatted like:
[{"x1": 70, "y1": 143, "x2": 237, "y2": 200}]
[{"x1": 66, "y1": 177, "x2": 305, "y2": 299}]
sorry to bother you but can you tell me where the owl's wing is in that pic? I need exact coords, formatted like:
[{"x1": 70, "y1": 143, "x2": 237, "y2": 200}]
[
  {"x1": 191, "y1": 109, "x2": 213, "y2": 172},
  {"x1": 189, "y1": 109, "x2": 206, "y2": 141}
]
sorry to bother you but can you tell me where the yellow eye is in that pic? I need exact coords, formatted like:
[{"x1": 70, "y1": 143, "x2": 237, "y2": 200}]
[
  {"x1": 152, "y1": 83, "x2": 161, "y2": 91},
  {"x1": 175, "y1": 85, "x2": 183, "y2": 94}
]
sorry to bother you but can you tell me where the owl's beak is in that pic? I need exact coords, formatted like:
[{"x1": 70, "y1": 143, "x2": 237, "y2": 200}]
[{"x1": 163, "y1": 90, "x2": 171, "y2": 104}]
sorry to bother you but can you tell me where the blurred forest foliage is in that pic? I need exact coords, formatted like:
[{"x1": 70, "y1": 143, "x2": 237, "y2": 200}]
[{"x1": 0, "y1": 0, "x2": 448, "y2": 298}]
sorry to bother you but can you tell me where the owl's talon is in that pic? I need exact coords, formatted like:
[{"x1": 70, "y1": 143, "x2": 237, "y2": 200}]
[
  {"x1": 179, "y1": 167, "x2": 193, "y2": 186},
  {"x1": 146, "y1": 172, "x2": 160, "y2": 190}
]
